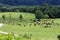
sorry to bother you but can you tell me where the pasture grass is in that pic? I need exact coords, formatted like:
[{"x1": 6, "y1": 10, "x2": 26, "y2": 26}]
[{"x1": 0, "y1": 12, "x2": 60, "y2": 40}]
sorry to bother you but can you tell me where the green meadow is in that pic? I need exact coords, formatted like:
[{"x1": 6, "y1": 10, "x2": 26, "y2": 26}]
[{"x1": 0, "y1": 12, "x2": 60, "y2": 40}]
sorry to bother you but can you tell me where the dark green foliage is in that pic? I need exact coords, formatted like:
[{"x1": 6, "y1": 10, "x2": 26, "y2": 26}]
[
  {"x1": 0, "y1": 4, "x2": 60, "y2": 18},
  {"x1": 19, "y1": 14, "x2": 23, "y2": 20},
  {"x1": 35, "y1": 10, "x2": 44, "y2": 19},
  {"x1": 57, "y1": 35, "x2": 60, "y2": 40},
  {"x1": 2, "y1": 15, "x2": 5, "y2": 20},
  {"x1": 43, "y1": 14, "x2": 49, "y2": 19}
]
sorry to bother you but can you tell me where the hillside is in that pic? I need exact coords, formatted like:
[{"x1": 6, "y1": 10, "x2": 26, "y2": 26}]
[{"x1": 0, "y1": 0, "x2": 60, "y2": 6}]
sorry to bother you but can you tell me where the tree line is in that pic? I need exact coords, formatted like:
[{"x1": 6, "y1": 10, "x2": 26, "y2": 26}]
[{"x1": 0, "y1": 4, "x2": 60, "y2": 19}]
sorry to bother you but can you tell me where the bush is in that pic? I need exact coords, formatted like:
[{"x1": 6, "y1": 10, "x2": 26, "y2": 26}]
[
  {"x1": 2, "y1": 15, "x2": 5, "y2": 20},
  {"x1": 43, "y1": 14, "x2": 49, "y2": 19},
  {"x1": 19, "y1": 14, "x2": 23, "y2": 20},
  {"x1": 35, "y1": 10, "x2": 44, "y2": 19},
  {"x1": 57, "y1": 35, "x2": 60, "y2": 40}
]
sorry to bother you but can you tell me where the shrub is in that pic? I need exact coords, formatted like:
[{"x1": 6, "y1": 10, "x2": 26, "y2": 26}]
[
  {"x1": 19, "y1": 14, "x2": 23, "y2": 20},
  {"x1": 2, "y1": 15, "x2": 5, "y2": 20},
  {"x1": 34, "y1": 23, "x2": 36, "y2": 26},
  {"x1": 57, "y1": 35, "x2": 60, "y2": 40},
  {"x1": 43, "y1": 14, "x2": 49, "y2": 19},
  {"x1": 35, "y1": 10, "x2": 44, "y2": 19}
]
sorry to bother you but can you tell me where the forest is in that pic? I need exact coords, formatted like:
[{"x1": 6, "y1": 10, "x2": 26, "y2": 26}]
[{"x1": 0, "y1": 4, "x2": 60, "y2": 18}]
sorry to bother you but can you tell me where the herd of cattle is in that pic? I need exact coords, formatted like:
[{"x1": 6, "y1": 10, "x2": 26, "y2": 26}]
[{"x1": 0, "y1": 19, "x2": 59, "y2": 28}]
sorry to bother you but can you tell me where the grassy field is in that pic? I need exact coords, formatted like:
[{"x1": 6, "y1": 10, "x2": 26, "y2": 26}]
[
  {"x1": 0, "y1": 12, "x2": 35, "y2": 21},
  {"x1": 0, "y1": 12, "x2": 60, "y2": 40}
]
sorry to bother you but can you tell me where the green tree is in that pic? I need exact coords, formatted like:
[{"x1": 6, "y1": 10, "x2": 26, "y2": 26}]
[
  {"x1": 19, "y1": 14, "x2": 23, "y2": 20},
  {"x1": 43, "y1": 14, "x2": 49, "y2": 19},
  {"x1": 42, "y1": 4, "x2": 55, "y2": 18},
  {"x1": 2, "y1": 15, "x2": 5, "y2": 20},
  {"x1": 35, "y1": 10, "x2": 44, "y2": 19}
]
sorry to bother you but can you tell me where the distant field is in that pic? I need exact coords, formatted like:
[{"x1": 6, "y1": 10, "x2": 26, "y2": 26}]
[
  {"x1": 0, "y1": 12, "x2": 60, "y2": 40},
  {"x1": 0, "y1": 12, "x2": 35, "y2": 22}
]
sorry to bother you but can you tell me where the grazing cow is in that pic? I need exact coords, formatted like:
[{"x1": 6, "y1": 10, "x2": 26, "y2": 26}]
[
  {"x1": 33, "y1": 19, "x2": 36, "y2": 22},
  {"x1": 38, "y1": 23, "x2": 40, "y2": 25},
  {"x1": 44, "y1": 25, "x2": 48, "y2": 28},
  {"x1": 46, "y1": 23, "x2": 52, "y2": 25},
  {"x1": 36, "y1": 21, "x2": 40, "y2": 25},
  {"x1": 37, "y1": 19, "x2": 40, "y2": 22}
]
